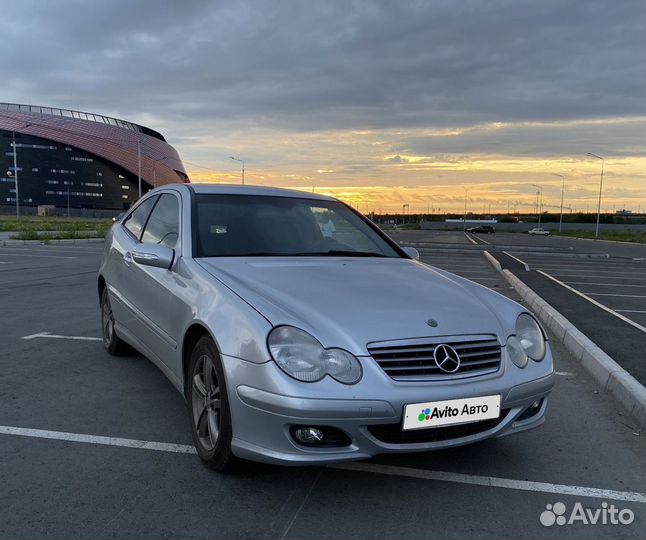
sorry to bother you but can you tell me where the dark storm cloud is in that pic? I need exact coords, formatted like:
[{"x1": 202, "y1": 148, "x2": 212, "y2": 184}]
[{"x1": 1, "y1": 0, "x2": 643, "y2": 133}]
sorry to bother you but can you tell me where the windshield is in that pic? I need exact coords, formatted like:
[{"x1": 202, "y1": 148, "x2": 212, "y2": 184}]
[{"x1": 194, "y1": 194, "x2": 401, "y2": 258}]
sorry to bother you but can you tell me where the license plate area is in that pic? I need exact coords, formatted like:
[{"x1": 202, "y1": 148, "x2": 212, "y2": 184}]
[{"x1": 403, "y1": 395, "x2": 501, "y2": 431}]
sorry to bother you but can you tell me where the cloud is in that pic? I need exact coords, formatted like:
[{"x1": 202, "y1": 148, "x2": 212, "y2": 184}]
[
  {"x1": 1, "y1": 0, "x2": 644, "y2": 130},
  {"x1": 0, "y1": 0, "x2": 643, "y2": 210}
]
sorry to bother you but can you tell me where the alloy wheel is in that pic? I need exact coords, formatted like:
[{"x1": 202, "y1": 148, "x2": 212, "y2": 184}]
[
  {"x1": 192, "y1": 354, "x2": 222, "y2": 451},
  {"x1": 102, "y1": 293, "x2": 114, "y2": 347}
]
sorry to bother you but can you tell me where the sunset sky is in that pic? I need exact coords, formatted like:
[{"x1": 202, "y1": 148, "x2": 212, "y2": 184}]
[{"x1": 2, "y1": 1, "x2": 644, "y2": 213}]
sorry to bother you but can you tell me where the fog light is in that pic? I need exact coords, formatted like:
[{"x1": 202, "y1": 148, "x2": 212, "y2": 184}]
[
  {"x1": 294, "y1": 427, "x2": 324, "y2": 444},
  {"x1": 516, "y1": 398, "x2": 544, "y2": 422}
]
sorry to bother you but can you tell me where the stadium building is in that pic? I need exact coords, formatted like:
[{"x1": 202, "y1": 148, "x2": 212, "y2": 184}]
[{"x1": 0, "y1": 103, "x2": 188, "y2": 214}]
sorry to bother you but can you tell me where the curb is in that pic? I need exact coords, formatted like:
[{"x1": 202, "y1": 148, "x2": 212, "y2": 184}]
[
  {"x1": 1, "y1": 238, "x2": 104, "y2": 246},
  {"x1": 483, "y1": 250, "x2": 502, "y2": 271},
  {"x1": 482, "y1": 250, "x2": 646, "y2": 428}
]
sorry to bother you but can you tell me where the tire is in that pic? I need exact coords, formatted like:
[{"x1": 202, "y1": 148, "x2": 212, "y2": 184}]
[
  {"x1": 101, "y1": 287, "x2": 129, "y2": 356},
  {"x1": 187, "y1": 335, "x2": 241, "y2": 473}
]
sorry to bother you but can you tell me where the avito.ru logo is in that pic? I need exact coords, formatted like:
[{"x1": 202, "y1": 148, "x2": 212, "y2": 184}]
[{"x1": 540, "y1": 502, "x2": 634, "y2": 527}]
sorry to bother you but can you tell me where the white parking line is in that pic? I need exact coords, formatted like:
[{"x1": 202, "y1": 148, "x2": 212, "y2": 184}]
[
  {"x1": 474, "y1": 235, "x2": 491, "y2": 245},
  {"x1": 0, "y1": 425, "x2": 195, "y2": 454},
  {"x1": 551, "y1": 274, "x2": 644, "y2": 281},
  {"x1": 582, "y1": 292, "x2": 646, "y2": 298},
  {"x1": 537, "y1": 271, "x2": 646, "y2": 333},
  {"x1": 527, "y1": 263, "x2": 638, "y2": 269},
  {"x1": 330, "y1": 463, "x2": 646, "y2": 503},
  {"x1": 533, "y1": 269, "x2": 643, "y2": 276},
  {"x1": 563, "y1": 282, "x2": 645, "y2": 288},
  {"x1": 1, "y1": 424, "x2": 643, "y2": 504},
  {"x1": 21, "y1": 331, "x2": 102, "y2": 342}
]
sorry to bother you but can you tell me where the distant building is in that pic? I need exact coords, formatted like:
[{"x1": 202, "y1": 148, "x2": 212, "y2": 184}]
[
  {"x1": 0, "y1": 103, "x2": 188, "y2": 211},
  {"x1": 615, "y1": 209, "x2": 632, "y2": 216}
]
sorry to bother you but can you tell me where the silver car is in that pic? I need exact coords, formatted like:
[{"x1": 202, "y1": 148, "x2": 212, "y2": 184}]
[{"x1": 98, "y1": 184, "x2": 554, "y2": 471}]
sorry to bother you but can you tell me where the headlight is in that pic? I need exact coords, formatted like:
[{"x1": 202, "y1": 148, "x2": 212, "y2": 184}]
[
  {"x1": 517, "y1": 313, "x2": 546, "y2": 360},
  {"x1": 267, "y1": 326, "x2": 362, "y2": 384},
  {"x1": 506, "y1": 335, "x2": 528, "y2": 368},
  {"x1": 506, "y1": 313, "x2": 546, "y2": 367}
]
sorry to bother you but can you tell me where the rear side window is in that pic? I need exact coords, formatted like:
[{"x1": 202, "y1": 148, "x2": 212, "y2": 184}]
[
  {"x1": 123, "y1": 196, "x2": 158, "y2": 240},
  {"x1": 141, "y1": 194, "x2": 180, "y2": 248}
]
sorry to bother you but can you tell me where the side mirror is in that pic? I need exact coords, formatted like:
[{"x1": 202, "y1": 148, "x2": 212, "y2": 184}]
[
  {"x1": 132, "y1": 243, "x2": 174, "y2": 269},
  {"x1": 402, "y1": 246, "x2": 420, "y2": 260}
]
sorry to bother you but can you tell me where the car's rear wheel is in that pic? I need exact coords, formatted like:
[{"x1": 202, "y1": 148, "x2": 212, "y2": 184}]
[
  {"x1": 101, "y1": 287, "x2": 128, "y2": 355},
  {"x1": 187, "y1": 335, "x2": 241, "y2": 472}
]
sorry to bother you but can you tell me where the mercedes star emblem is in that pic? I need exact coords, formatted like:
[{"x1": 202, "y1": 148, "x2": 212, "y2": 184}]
[{"x1": 433, "y1": 344, "x2": 461, "y2": 373}]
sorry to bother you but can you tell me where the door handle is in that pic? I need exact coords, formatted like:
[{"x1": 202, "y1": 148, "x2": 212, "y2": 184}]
[{"x1": 123, "y1": 252, "x2": 133, "y2": 265}]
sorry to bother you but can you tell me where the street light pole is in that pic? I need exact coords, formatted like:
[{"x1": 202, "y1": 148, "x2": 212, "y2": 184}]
[
  {"x1": 463, "y1": 188, "x2": 469, "y2": 231},
  {"x1": 552, "y1": 173, "x2": 565, "y2": 232},
  {"x1": 11, "y1": 131, "x2": 19, "y2": 217},
  {"x1": 587, "y1": 153, "x2": 605, "y2": 238},
  {"x1": 532, "y1": 184, "x2": 542, "y2": 227},
  {"x1": 137, "y1": 139, "x2": 142, "y2": 198},
  {"x1": 230, "y1": 157, "x2": 245, "y2": 185}
]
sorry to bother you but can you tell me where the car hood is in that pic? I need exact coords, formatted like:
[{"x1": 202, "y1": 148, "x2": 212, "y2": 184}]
[{"x1": 197, "y1": 257, "x2": 511, "y2": 356}]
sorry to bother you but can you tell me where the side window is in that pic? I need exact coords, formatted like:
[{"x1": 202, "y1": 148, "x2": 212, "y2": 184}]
[
  {"x1": 141, "y1": 193, "x2": 180, "y2": 248},
  {"x1": 123, "y1": 196, "x2": 158, "y2": 240}
]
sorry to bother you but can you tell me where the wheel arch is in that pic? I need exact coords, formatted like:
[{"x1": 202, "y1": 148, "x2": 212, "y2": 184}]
[
  {"x1": 181, "y1": 322, "x2": 222, "y2": 396},
  {"x1": 98, "y1": 274, "x2": 106, "y2": 306}
]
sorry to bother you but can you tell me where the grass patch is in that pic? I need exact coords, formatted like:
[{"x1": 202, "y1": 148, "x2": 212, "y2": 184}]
[
  {"x1": 0, "y1": 216, "x2": 112, "y2": 232},
  {"x1": 11, "y1": 229, "x2": 108, "y2": 241},
  {"x1": 395, "y1": 222, "x2": 421, "y2": 230},
  {"x1": 1, "y1": 216, "x2": 112, "y2": 240},
  {"x1": 552, "y1": 230, "x2": 645, "y2": 243}
]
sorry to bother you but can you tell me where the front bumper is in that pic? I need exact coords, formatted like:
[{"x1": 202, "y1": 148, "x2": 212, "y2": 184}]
[{"x1": 222, "y1": 350, "x2": 555, "y2": 465}]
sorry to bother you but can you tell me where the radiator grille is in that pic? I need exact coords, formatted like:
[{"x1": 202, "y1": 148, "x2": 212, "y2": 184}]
[{"x1": 368, "y1": 336, "x2": 501, "y2": 381}]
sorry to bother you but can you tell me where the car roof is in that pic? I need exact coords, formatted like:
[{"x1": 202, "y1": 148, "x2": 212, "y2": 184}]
[{"x1": 185, "y1": 183, "x2": 337, "y2": 201}]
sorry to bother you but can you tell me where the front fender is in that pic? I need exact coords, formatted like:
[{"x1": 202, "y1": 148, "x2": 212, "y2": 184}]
[{"x1": 182, "y1": 260, "x2": 273, "y2": 364}]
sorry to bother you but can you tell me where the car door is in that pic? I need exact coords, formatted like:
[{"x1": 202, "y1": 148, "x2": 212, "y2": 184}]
[
  {"x1": 121, "y1": 192, "x2": 187, "y2": 375},
  {"x1": 109, "y1": 194, "x2": 159, "y2": 338}
]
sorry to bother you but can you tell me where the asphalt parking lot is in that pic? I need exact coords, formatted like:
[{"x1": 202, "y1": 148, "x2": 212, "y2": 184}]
[
  {"x1": 454, "y1": 231, "x2": 645, "y2": 386},
  {"x1": 468, "y1": 230, "x2": 645, "y2": 259},
  {"x1": 502, "y1": 254, "x2": 645, "y2": 326},
  {"x1": 0, "y1": 240, "x2": 644, "y2": 539}
]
